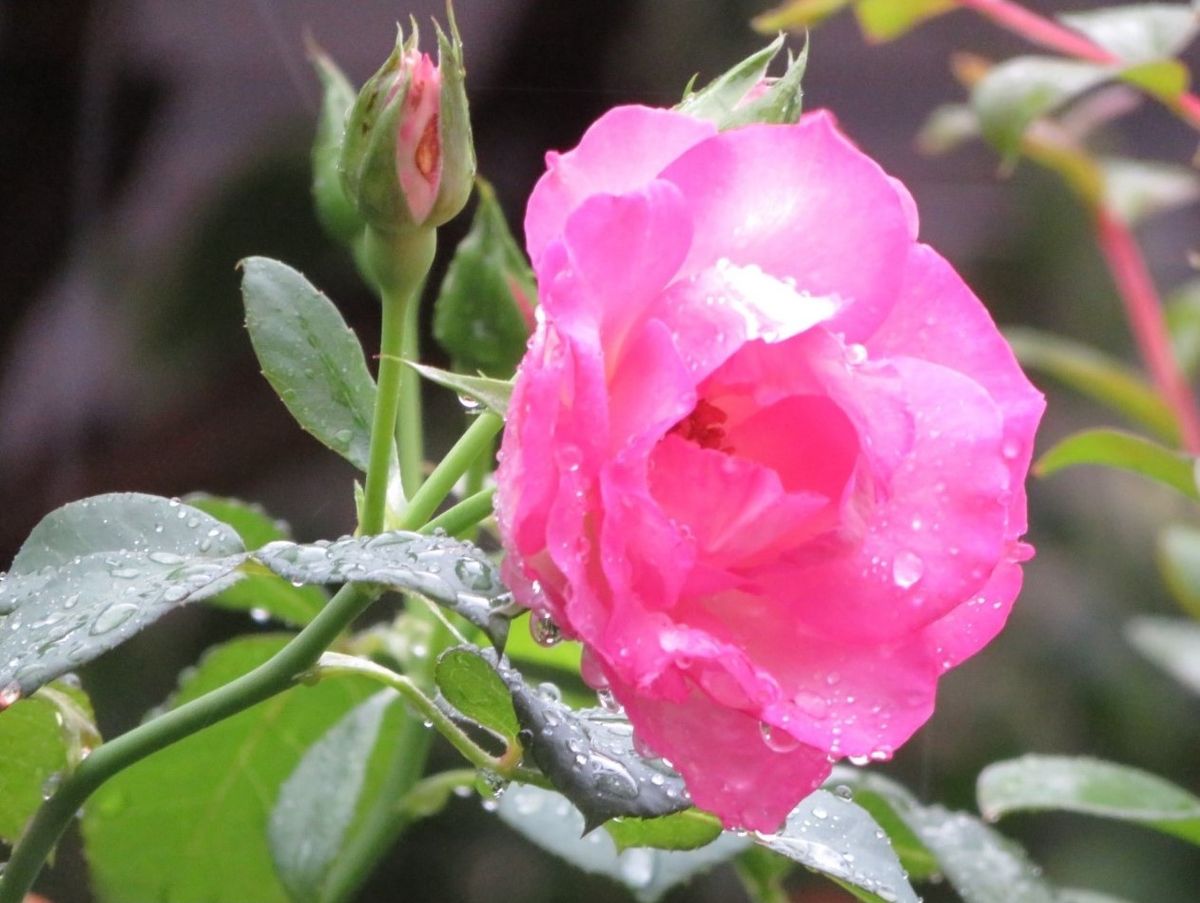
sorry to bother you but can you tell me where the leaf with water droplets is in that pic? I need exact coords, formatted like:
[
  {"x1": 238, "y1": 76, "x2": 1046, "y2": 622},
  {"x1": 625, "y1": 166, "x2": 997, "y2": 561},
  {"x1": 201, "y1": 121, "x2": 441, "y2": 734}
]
[
  {"x1": 496, "y1": 783, "x2": 749, "y2": 902},
  {"x1": 240, "y1": 256, "x2": 378, "y2": 471},
  {"x1": 1, "y1": 493, "x2": 247, "y2": 697},
  {"x1": 407, "y1": 361, "x2": 513, "y2": 417},
  {"x1": 253, "y1": 531, "x2": 513, "y2": 650},
  {"x1": 0, "y1": 680, "x2": 99, "y2": 843},
  {"x1": 268, "y1": 690, "x2": 404, "y2": 903},
  {"x1": 822, "y1": 768, "x2": 939, "y2": 881},
  {"x1": 435, "y1": 645, "x2": 520, "y2": 745},
  {"x1": 483, "y1": 652, "x2": 692, "y2": 829},
  {"x1": 755, "y1": 790, "x2": 919, "y2": 903},
  {"x1": 977, "y1": 755, "x2": 1200, "y2": 846},
  {"x1": 82, "y1": 635, "x2": 379, "y2": 903},
  {"x1": 186, "y1": 494, "x2": 328, "y2": 627},
  {"x1": 902, "y1": 805, "x2": 1055, "y2": 903}
]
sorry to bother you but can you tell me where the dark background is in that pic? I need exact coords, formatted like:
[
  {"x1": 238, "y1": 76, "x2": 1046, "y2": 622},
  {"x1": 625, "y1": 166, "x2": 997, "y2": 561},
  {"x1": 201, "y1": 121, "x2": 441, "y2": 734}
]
[{"x1": 2, "y1": 1, "x2": 1199, "y2": 900}]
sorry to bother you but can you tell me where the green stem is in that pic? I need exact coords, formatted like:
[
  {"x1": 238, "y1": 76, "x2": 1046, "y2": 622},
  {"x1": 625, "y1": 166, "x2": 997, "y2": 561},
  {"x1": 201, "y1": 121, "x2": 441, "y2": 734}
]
[
  {"x1": 399, "y1": 411, "x2": 502, "y2": 531},
  {"x1": 0, "y1": 582, "x2": 375, "y2": 903},
  {"x1": 464, "y1": 432, "x2": 495, "y2": 498},
  {"x1": 396, "y1": 291, "x2": 425, "y2": 500},
  {"x1": 421, "y1": 487, "x2": 496, "y2": 537},
  {"x1": 359, "y1": 227, "x2": 437, "y2": 535}
]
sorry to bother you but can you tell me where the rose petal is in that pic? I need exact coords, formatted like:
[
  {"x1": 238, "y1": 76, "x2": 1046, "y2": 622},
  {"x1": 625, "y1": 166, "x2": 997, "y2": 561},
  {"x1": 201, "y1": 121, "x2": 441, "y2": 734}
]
[
  {"x1": 525, "y1": 106, "x2": 716, "y2": 265},
  {"x1": 659, "y1": 111, "x2": 912, "y2": 339},
  {"x1": 616, "y1": 674, "x2": 832, "y2": 832},
  {"x1": 868, "y1": 245, "x2": 1046, "y2": 536}
]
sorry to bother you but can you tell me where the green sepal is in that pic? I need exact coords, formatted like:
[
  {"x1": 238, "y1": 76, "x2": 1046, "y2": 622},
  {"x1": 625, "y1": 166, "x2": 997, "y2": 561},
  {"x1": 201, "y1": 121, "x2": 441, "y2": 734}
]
[
  {"x1": 428, "y1": 7, "x2": 476, "y2": 229},
  {"x1": 308, "y1": 41, "x2": 364, "y2": 244},
  {"x1": 677, "y1": 35, "x2": 807, "y2": 130}
]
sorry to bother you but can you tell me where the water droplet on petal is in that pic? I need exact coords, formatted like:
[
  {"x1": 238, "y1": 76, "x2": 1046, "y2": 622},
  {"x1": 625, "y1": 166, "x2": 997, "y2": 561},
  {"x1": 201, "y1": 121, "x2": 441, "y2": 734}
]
[
  {"x1": 530, "y1": 612, "x2": 562, "y2": 647},
  {"x1": 892, "y1": 550, "x2": 924, "y2": 589},
  {"x1": 759, "y1": 721, "x2": 801, "y2": 753},
  {"x1": 845, "y1": 343, "x2": 868, "y2": 365}
]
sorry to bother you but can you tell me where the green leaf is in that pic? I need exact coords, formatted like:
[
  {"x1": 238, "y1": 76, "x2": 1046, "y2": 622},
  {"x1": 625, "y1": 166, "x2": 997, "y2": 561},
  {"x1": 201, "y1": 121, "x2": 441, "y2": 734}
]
[
  {"x1": 486, "y1": 651, "x2": 692, "y2": 829},
  {"x1": 1101, "y1": 157, "x2": 1200, "y2": 226},
  {"x1": 1059, "y1": 4, "x2": 1200, "y2": 64},
  {"x1": 1156, "y1": 526, "x2": 1200, "y2": 619},
  {"x1": 1168, "y1": 279, "x2": 1200, "y2": 376},
  {"x1": 1035, "y1": 428, "x2": 1198, "y2": 499},
  {"x1": 605, "y1": 810, "x2": 724, "y2": 853},
  {"x1": 432, "y1": 179, "x2": 534, "y2": 378},
  {"x1": 977, "y1": 755, "x2": 1200, "y2": 846},
  {"x1": 0, "y1": 493, "x2": 246, "y2": 697},
  {"x1": 1005, "y1": 327, "x2": 1179, "y2": 443},
  {"x1": 971, "y1": 57, "x2": 1113, "y2": 159},
  {"x1": 254, "y1": 531, "x2": 514, "y2": 650},
  {"x1": 240, "y1": 256, "x2": 378, "y2": 471},
  {"x1": 407, "y1": 361, "x2": 513, "y2": 416},
  {"x1": 1119, "y1": 57, "x2": 1191, "y2": 102},
  {"x1": 82, "y1": 635, "x2": 377, "y2": 903},
  {"x1": 187, "y1": 494, "x2": 327, "y2": 626},
  {"x1": 902, "y1": 805, "x2": 1055, "y2": 903},
  {"x1": 854, "y1": 0, "x2": 955, "y2": 42},
  {"x1": 823, "y1": 769, "x2": 940, "y2": 881},
  {"x1": 754, "y1": 790, "x2": 919, "y2": 903},
  {"x1": 268, "y1": 690, "x2": 401, "y2": 903},
  {"x1": 496, "y1": 783, "x2": 749, "y2": 903},
  {"x1": 1126, "y1": 615, "x2": 1200, "y2": 695},
  {"x1": 751, "y1": 0, "x2": 853, "y2": 33},
  {"x1": 0, "y1": 681, "x2": 99, "y2": 843},
  {"x1": 435, "y1": 645, "x2": 520, "y2": 743}
]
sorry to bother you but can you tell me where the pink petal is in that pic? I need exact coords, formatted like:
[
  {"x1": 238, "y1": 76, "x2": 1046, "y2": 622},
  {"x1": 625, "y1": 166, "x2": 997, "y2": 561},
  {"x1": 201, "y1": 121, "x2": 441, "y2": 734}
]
[
  {"x1": 616, "y1": 674, "x2": 833, "y2": 832},
  {"x1": 524, "y1": 106, "x2": 716, "y2": 265},
  {"x1": 748, "y1": 355, "x2": 1011, "y2": 645},
  {"x1": 658, "y1": 111, "x2": 912, "y2": 340},
  {"x1": 868, "y1": 245, "x2": 1046, "y2": 536},
  {"x1": 923, "y1": 553, "x2": 1027, "y2": 670}
]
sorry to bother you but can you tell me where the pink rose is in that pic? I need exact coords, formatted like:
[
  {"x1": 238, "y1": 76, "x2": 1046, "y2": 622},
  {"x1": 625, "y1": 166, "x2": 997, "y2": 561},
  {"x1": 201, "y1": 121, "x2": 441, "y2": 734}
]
[{"x1": 495, "y1": 106, "x2": 1044, "y2": 830}]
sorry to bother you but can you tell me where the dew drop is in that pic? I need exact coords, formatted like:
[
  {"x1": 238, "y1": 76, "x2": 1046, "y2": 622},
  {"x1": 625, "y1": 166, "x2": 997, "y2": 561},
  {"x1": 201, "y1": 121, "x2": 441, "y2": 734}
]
[
  {"x1": 892, "y1": 550, "x2": 924, "y2": 589},
  {"x1": 457, "y1": 393, "x2": 482, "y2": 413},
  {"x1": 249, "y1": 607, "x2": 271, "y2": 624},
  {"x1": 530, "y1": 612, "x2": 562, "y2": 647},
  {"x1": 90, "y1": 602, "x2": 139, "y2": 635},
  {"x1": 759, "y1": 721, "x2": 801, "y2": 753},
  {"x1": 845, "y1": 343, "x2": 868, "y2": 365},
  {"x1": 618, "y1": 848, "x2": 656, "y2": 889}
]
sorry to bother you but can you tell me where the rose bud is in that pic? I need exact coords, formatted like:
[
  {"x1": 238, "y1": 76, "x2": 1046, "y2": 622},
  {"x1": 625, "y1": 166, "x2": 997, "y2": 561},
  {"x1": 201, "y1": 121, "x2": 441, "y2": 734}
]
[{"x1": 340, "y1": 14, "x2": 474, "y2": 237}]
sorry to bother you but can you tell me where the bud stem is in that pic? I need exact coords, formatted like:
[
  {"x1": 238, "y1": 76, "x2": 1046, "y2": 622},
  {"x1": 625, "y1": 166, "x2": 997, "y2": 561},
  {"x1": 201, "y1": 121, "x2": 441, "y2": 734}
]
[{"x1": 360, "y1": 226, "x2": 437, "y2": 535}]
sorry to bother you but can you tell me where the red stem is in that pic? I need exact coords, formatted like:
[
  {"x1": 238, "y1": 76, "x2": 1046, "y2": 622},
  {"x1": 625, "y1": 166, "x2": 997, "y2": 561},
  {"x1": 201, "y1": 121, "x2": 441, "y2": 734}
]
[
  {"x1": 1094, "y1": 210, "x2": 1200, "y2": 453},
  {"x1": 956, "y1": 0, "x2": 1200, "y2": 130},
  {"x1": 955, "y1": 0, "x2": 1111, "y2": 63}
]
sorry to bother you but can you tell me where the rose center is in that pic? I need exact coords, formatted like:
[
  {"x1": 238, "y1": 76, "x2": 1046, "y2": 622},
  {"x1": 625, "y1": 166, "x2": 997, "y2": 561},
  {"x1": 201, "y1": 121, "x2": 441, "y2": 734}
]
[{"x1": 669, "y1": 399, "x2": 733, "y2": 452}]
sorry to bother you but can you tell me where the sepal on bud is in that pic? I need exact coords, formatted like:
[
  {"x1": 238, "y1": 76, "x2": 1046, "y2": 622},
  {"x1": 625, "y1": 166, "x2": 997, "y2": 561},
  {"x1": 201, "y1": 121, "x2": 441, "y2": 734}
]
[
  {"x1": 676, "y1": 34, "x2": 808, "y2": 130},
  {"x1": 339, "y1": 11, "x2": 475, "y2": 236},
  {"x1": 309, "y1": 40, "x2": 364, "y2": 244}
]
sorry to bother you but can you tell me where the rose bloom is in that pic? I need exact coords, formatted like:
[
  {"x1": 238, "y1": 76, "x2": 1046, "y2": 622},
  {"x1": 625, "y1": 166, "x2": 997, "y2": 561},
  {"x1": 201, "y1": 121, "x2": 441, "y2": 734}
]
[{"x1": 495, "y1": 106, "x2": 1044, "y2": 830}]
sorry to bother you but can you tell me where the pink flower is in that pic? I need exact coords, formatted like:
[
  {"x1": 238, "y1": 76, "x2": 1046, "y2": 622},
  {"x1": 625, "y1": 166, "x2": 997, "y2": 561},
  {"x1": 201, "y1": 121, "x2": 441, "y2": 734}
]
[{"x1": 496, "y1": 106, "x2": 1044, "y2": 830}]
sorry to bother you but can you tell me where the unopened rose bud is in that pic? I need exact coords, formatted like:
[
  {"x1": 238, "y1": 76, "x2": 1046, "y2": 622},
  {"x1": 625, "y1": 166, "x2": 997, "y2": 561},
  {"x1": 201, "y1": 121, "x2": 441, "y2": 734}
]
[{"x1": 340, "y1": 13, "x2": 475, "y2": 236}]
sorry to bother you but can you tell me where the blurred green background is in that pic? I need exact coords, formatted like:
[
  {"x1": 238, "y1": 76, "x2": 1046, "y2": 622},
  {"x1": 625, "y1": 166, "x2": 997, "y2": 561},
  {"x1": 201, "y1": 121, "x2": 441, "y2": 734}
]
[{"x1": 1, "y1": 0, "x2": 1198, "y2": 900}]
